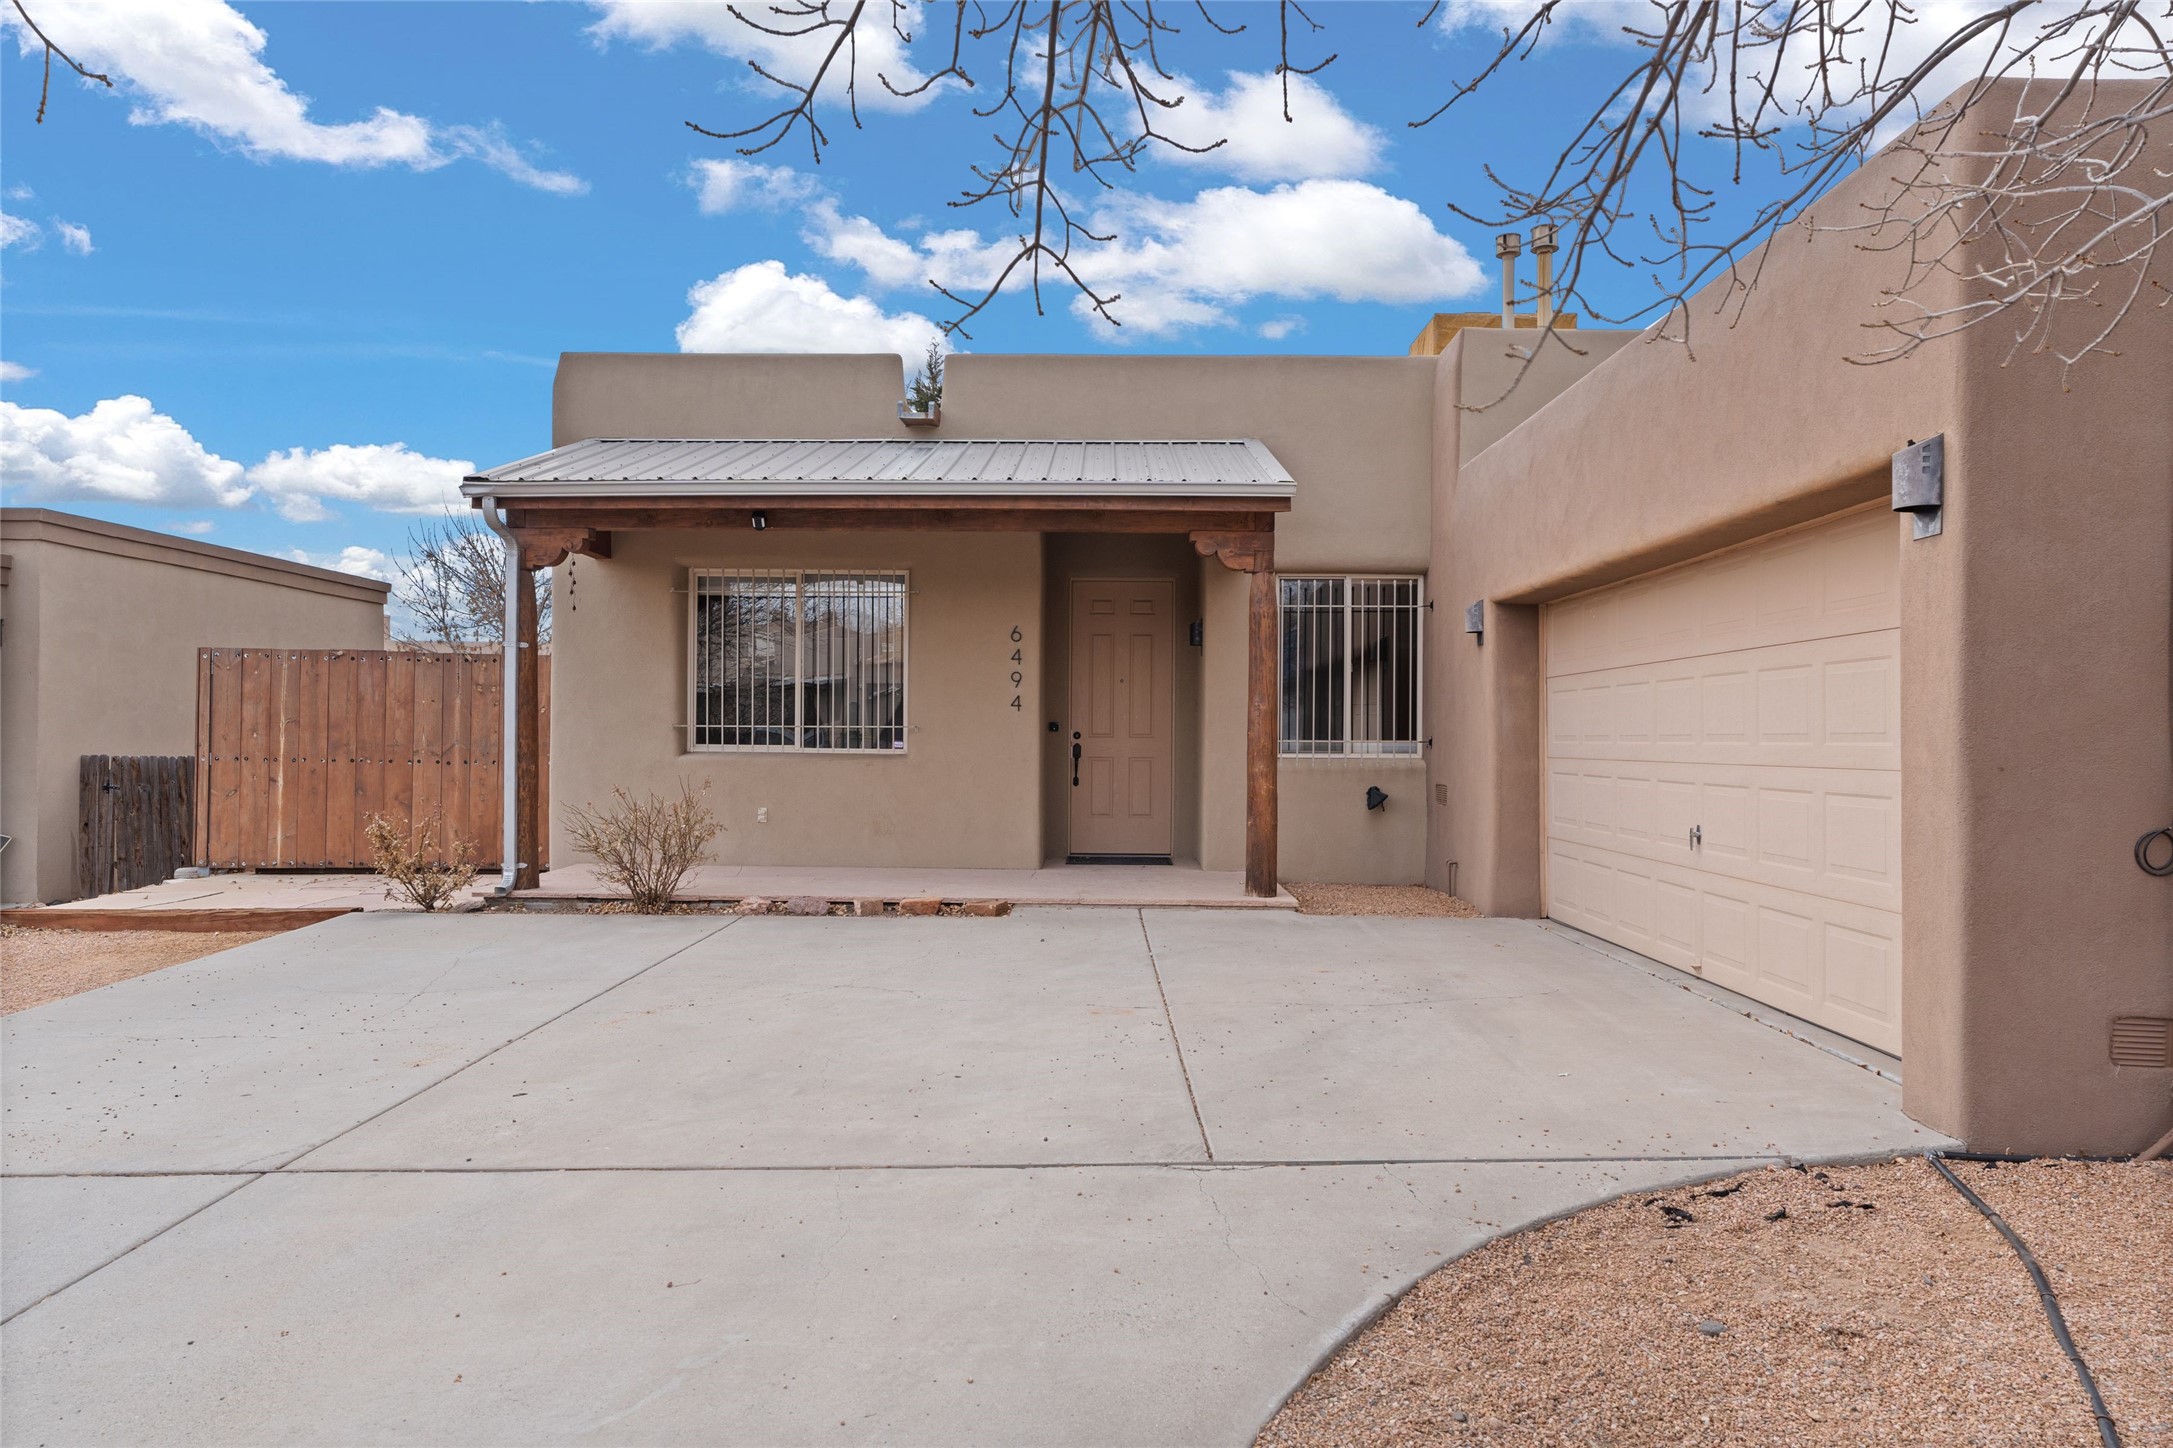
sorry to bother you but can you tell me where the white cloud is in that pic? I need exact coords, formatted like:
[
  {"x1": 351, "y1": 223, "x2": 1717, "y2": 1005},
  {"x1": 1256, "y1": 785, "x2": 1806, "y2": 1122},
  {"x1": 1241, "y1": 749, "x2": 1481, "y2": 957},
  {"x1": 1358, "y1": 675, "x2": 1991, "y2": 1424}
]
[
  {"x1": 1160, "y1": 71, "x2": 1384, "y2": 182},
  {"x1": 802, "y1": 178, "x2": 1486, "y2": 335},
  {"x1": 247, "y1": 443, "x2": 472, "y2": 522},
  {"x1": 1, "y1": 395, "x2": 250, "y2": 508},
  {"x1": 287, "y1": 545, "x2": 396, "y2": 581},
  {"x1": 677, "y1": 260, "x2": 944, "y2": 363},
  {"x1": 54, "y1": 220, "x2": 92, "y2": 255},
  {"x1": 0, "y1": 212, "x2": 40, "y2": 249},
  {"x1": 0, "y1": 395, "x2": 472, "y2": 519},
  {"x1": 174, "y1": 519, "x2": 217, "y2": 535},
  {"x1": 688, "y1": 158, "x2": 824, "y2": 214},
  {"x1": 0, "y1": 0, "x2": 584, "y2": 193},
  {"x1": 0, "y1": 361, "x2": 35, "y2": 383},
  {"x1": 1258, "y1": 315, "x2": 1306, "y2": 340},
  {"x1": 590, "y1": 1, "x2": 936, "y2": 112}
]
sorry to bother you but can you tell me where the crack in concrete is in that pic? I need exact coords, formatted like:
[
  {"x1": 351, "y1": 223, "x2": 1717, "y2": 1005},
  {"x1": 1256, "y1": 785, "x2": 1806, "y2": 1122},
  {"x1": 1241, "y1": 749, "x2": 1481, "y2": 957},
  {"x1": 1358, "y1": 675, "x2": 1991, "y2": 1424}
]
[{"x1": 1190, "y1": 1170, "x2": 1308, "y2": 1319}]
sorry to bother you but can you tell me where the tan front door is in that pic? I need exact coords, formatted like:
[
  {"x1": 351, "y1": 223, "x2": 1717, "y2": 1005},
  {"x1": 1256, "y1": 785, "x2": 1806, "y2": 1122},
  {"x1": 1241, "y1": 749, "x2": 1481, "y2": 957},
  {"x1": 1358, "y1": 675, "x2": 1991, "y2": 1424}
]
[{"x1": 1069, "y1": 578, "x2": 1175, "y2": 858}]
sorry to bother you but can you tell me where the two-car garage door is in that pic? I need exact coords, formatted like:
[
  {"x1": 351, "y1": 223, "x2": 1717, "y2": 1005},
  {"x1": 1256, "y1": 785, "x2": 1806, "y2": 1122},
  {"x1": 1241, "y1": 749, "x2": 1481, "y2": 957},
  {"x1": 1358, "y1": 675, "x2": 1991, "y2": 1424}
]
[{"x1": 1542, "y1": 510, "x2": 1903, "y2": 1054}]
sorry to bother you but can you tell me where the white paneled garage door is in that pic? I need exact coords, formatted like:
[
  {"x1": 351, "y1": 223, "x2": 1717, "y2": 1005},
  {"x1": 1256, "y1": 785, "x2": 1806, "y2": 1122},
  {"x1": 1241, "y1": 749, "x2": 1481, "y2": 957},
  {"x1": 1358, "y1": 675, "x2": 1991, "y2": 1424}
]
[{"x1": 1543, "y1": 510, "x2": 1903, "y2": 1054}]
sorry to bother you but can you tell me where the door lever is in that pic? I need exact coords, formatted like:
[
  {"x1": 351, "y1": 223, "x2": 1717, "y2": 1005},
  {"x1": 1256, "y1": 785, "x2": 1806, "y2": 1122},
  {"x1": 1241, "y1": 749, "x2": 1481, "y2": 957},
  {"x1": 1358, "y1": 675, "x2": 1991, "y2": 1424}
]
[
  {"x1": 1071, "y1": 733, "x2": 1082, "y2": 787},
  {"x1": 1690, "y1": 824, "x2": 1702, "y2": 849}
]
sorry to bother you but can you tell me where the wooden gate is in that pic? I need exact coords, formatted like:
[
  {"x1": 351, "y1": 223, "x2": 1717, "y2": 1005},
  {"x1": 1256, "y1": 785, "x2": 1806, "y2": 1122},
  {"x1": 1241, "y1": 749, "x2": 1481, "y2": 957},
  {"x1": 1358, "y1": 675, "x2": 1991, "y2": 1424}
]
[
  {"x1": 80, "y1": 755, "x2": 195, "y2": 897},
  {"x1": 193, "y1": 649, "x2": 549, "y2": 870}
]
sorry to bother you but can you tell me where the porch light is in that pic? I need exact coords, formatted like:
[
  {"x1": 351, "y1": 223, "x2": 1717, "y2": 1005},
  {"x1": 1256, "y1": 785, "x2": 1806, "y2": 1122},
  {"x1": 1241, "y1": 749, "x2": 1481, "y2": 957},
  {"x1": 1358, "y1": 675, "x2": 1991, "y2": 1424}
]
[{"x1": 1366, "y1": 786, "x2": 1389, "y2": 812}]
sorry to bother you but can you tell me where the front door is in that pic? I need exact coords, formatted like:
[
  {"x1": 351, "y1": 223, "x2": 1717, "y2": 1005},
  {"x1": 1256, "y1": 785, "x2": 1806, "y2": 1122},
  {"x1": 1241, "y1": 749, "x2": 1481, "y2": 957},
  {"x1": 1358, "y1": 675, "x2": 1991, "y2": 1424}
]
[{"x1": 1069, "y1": 578, "x2": 1174, "y2": 858}]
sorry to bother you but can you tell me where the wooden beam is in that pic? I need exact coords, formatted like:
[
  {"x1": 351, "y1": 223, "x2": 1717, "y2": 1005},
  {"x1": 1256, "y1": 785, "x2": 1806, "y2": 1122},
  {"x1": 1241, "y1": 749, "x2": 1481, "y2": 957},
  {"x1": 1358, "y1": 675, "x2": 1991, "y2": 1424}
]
[
  {"x1": 1245, "y1": 562, "x2": 1279, "y2": 900},
  {"x1": 514, "y1": 567, "x2": 542, "y2": 891},
  {"x1": 506, "y1": 493, "x2": 1290, "y2": 518},
  {"x1": 512, "y1": 507, "x2": 1276, "y2": 536}
]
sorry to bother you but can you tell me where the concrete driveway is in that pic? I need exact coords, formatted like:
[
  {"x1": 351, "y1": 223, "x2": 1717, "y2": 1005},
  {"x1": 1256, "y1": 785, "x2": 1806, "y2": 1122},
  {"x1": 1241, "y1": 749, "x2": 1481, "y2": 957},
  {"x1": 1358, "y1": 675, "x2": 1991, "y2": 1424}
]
[{"x1": 2, "y1": 909, "x2": 1946, "y2": 1445}]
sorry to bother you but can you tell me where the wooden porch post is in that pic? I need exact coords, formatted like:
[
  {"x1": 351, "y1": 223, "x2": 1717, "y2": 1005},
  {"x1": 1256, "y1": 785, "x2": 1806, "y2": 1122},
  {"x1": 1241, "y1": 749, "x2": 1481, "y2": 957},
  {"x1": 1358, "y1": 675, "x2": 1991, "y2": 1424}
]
[
  {"x1": 1245, "y1": 564, "x2": 1278, "y2": 899},
  {"x1": 1192, "y1": 528, "x2": 1278, "y2": 899},
  {"x1": 513, "y1": 565, "x2": 542, "y2": 891}
]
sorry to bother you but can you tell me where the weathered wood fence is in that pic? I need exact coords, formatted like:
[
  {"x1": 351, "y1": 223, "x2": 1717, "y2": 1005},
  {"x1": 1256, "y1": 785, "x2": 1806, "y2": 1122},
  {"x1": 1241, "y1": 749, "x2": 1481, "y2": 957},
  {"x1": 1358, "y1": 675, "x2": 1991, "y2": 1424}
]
[
  {"x1": 193, "y1": 648, "x2": 548, "y2": 870},
  {"x1": 80, "y1": 755, "x2": 194, "y2": 897}
]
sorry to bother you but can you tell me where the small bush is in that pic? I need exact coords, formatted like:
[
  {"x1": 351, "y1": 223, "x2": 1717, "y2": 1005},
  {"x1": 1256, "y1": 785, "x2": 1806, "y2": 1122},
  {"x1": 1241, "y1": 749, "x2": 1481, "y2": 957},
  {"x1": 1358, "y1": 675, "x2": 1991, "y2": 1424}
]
[
  {"x1": 365, "y1": 811, "x2": 479, "y2": 912},
  {"x1": 563, "y1": 781, "x2": 722, "y2": 912}
]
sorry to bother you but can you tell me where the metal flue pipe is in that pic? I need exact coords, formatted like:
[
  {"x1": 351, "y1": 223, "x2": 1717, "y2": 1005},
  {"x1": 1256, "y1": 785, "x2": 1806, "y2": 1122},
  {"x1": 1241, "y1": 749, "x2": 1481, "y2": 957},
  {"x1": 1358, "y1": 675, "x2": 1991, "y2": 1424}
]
[
  {"x1": 1530, "y1": 222, "x2": 1559, "y2": 327},
  {"x1": 1495, "y1": 230, "x2": 1523, "y2": 331}
]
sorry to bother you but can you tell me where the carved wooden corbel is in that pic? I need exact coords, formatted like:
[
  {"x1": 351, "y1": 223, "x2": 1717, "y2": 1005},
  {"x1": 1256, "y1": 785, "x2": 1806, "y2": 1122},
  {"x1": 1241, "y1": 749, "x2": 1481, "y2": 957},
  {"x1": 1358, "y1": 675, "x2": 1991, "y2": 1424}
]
[
  {"x1": 1190, "y1": 529, "x2": 1274, "y2": 574},
  {"x1": 513, "y1": 527, "x2": 612, "y2": 571}
]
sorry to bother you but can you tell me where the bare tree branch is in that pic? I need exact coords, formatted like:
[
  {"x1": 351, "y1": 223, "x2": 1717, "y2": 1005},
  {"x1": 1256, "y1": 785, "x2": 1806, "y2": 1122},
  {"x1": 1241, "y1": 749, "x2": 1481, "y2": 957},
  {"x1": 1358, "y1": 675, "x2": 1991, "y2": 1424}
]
[
  {"x1": 8, "y1": 0, "x2": 112, "y2": 125},
  {"x1": 394, "y1": 512, "x2": 551, "y2": 651},
  {"x1": 1423, "y1": 0, "x2": 2172, "y2": 403}
]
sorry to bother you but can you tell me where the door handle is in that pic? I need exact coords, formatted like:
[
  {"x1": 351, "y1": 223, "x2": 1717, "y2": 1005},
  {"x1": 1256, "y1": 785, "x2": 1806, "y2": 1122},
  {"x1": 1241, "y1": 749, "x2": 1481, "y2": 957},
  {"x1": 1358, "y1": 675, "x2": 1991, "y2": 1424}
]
[
  {"x1": 1690, "y1": 824, "x2": 1702, "y2": 849},
  {"x1": 1071, "y1": 736, "x2": 1082, "y2": 786}
]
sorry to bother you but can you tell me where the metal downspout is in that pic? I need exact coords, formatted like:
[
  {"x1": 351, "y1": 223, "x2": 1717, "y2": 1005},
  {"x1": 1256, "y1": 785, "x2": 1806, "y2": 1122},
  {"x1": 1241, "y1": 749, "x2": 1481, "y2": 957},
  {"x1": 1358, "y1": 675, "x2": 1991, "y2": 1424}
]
[{"x1": 478, "y1": 497, "x2": 521, "y2": 895}]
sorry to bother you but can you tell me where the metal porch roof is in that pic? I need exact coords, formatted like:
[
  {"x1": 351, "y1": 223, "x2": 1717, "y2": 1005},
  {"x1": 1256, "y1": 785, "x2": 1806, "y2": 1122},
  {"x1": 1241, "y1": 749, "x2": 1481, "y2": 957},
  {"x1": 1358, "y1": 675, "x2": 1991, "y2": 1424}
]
[{"x1": 461, "y1": 437, "x2": 1294, "y2": 500}]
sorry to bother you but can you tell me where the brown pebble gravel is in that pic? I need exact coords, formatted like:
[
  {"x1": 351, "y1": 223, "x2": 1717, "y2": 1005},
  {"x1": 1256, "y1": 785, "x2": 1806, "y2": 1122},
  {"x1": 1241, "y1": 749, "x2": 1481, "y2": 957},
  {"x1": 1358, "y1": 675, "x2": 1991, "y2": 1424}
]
[
  {"x1": 1288, "y1": 883, "x2": 1479, "y2": 918},
  {"x1": 1258, "y1": 1155, "x2": 2173, "y2": 1448},
  {"x1": 0, "y1": 924, "x2": 279, "y2": 1014}
]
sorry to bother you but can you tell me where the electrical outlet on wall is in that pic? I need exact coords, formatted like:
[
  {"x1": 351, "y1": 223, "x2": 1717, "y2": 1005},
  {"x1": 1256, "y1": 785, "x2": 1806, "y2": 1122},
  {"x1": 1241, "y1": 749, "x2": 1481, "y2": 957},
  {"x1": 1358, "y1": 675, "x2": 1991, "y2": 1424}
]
[{"x1": 757, "y1": 807, "x2": 769, "y2": 824}]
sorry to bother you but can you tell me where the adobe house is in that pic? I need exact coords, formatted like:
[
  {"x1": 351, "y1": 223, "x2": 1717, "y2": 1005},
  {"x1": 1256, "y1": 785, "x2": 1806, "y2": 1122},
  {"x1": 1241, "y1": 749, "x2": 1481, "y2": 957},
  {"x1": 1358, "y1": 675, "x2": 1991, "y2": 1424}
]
[
  {"x1": 466, "y1": 89, "x2": 2171, "y2": 1156},
  {"x1": 0, "y1": 509, "x2": 388, "y2": 905}
]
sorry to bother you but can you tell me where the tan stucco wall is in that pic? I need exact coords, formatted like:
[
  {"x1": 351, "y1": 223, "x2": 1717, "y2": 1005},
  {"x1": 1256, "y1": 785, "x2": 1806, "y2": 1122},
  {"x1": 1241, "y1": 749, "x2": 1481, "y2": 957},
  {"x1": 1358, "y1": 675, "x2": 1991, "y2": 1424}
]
[
  {"x1": 942, "y1": 354, "x2": 1435, "y2": 573},
  {"x1": 1280, "y1": 757, "x2": 1428, "y2": 884},
  {"x1": 1424, "y1": 84, "x2": 2173, "y2": 1154},
  {"x1": 0, "y1": 510, "x2": 387, "y2": 904},
  {"x1": 547, "y1": 528, "x2": 1045, "y2": 870}
]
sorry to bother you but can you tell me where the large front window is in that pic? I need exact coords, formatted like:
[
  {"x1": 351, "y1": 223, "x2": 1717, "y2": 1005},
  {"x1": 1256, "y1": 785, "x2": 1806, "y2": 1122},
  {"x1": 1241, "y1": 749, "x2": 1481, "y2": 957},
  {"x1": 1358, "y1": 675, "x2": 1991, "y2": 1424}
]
[
  {"x1": 1279, "y1": 575, "x2": 1422, "y2": 756},
  {"x1": 690, "y1": 569, "x2": 908, "y2": 751}
]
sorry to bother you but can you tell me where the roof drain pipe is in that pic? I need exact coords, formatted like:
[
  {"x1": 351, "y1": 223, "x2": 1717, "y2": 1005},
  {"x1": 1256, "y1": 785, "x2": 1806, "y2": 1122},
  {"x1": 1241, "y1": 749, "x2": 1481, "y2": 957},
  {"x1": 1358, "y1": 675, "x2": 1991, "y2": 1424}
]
[{"x1": 478, "y1": 496, "x2": 522, "y2": 898}]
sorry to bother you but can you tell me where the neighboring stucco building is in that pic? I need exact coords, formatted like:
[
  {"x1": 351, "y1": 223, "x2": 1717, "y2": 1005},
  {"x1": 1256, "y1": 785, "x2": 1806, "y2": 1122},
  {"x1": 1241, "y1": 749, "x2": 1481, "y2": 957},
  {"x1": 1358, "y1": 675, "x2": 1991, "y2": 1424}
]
[
  {"x1": 0, "y1": 509, "x2": 388, "y2": 905},
  {"x1": 468, "y1": 87, "x2": 2171, "y2": 1156}
]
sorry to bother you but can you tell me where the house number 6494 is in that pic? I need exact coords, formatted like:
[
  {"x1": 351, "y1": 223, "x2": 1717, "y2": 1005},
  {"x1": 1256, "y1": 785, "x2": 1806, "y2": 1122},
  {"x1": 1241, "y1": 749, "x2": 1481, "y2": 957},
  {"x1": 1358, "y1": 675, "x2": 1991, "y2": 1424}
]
[{"x1": 1009, "y1": 626, "x2": 1024, "y2": 711}]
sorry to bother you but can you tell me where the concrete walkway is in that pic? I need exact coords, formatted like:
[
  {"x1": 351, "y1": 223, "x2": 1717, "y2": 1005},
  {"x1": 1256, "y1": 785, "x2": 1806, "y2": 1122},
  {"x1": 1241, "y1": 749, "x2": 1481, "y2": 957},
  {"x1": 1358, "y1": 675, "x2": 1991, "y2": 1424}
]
[
  {"x1": 1, "y1": 910, "x2": 1947, "y2": 1445},
  {"x1": 49, "y1": 859, "x2": 1293, "y2": 916}
]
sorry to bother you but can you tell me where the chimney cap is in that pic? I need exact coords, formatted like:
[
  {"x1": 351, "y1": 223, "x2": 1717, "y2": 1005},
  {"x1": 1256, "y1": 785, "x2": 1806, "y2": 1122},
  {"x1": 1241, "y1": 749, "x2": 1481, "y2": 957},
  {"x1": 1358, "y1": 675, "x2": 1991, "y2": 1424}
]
[
  {"x1": 1529, "y1": 222, "x2": 1559, "y2": 254},
  {"x1": 1494, "y1": 231, "x2": 1523, "y2": 258}
]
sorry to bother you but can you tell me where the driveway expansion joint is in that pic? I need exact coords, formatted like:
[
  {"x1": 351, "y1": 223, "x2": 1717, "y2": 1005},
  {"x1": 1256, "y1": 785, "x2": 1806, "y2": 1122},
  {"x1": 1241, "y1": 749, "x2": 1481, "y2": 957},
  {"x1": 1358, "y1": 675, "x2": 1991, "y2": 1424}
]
[{"x1": 1139, "y1": 909, "x2": 1215, "y2": 1161}]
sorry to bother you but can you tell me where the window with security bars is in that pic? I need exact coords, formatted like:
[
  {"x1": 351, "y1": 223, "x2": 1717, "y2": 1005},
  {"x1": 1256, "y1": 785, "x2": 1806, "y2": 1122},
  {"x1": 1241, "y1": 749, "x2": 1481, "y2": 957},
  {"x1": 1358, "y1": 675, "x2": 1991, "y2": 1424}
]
[
  {"x1": 690, "y1": 570, "x2": 908, "y2": 752},
  {"x1": 1279, "y1": 576, "x2": 1423, "y2": 756}
]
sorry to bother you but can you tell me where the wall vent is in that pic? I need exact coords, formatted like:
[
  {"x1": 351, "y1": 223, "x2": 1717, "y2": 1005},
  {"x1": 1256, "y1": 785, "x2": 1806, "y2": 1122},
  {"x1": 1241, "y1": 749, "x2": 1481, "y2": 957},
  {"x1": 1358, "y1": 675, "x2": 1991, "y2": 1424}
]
[
  {"x1": 2110, "y1": 1016, "x2": 2173, "y2": 1068},
  {"x1": 1434, "y1": 782, "x2": 1448, "y2": 805}
]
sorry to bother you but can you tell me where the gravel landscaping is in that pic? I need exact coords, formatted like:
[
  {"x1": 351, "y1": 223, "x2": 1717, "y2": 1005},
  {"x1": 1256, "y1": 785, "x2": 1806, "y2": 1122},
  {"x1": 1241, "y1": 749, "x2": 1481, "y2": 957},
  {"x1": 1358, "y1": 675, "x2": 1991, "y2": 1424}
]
[
  {"x1": 1259, "y1": 1155, "x2": 2172, "y2": 1448},
  {"x1": 0, "y1": 925, "x2": 278, "y2": 1014},
  {"x1": 1288, "y1": 883, "x2": 1480, "y2": 917}
]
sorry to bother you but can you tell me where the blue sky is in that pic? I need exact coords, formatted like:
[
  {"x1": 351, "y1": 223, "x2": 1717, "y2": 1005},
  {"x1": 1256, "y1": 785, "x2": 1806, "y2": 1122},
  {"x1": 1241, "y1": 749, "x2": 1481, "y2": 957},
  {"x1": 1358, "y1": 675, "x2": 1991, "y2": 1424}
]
[{"x1": 0, "y1": 0, "x2": 1701, "y2": 579}]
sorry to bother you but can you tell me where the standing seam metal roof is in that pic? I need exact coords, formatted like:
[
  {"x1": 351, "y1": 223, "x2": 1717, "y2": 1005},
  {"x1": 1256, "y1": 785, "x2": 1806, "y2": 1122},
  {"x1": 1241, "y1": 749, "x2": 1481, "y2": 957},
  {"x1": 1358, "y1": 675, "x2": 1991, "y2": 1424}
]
[{"x1": 461, "y1": 437, "x2": 1294, "y2": 497}]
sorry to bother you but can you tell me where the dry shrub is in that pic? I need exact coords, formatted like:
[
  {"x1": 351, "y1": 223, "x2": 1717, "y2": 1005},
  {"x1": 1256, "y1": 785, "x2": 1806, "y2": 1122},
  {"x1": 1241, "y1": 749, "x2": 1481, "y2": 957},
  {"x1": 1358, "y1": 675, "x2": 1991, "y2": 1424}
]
[
  {"x1": 563, "y1": 781, "x2": 722, "y2": 912},
  {"x1": 365, "y1": 811, "x2": 479, "y2": 912}
]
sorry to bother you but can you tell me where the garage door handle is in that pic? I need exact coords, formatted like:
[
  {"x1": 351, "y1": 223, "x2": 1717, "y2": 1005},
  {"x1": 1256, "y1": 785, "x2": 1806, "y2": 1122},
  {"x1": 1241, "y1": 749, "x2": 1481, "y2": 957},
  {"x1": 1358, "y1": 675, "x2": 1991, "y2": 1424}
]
[{"x1": 1690, "y1": 825, "x2": 1702, "y2": 849}]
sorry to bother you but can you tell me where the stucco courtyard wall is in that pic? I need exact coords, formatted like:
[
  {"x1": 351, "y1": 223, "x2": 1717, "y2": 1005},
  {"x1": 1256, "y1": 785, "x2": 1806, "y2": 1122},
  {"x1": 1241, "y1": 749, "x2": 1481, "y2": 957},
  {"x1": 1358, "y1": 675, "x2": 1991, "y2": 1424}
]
[
  {"x1": 547, "y1": 528, "x2": 1045, "y2": 871},
  {"x1": 1425, "y1": 86, "x2": 2173, "y2": 1154},
  {"x1": 0, "y1": 510, "x2": 387, "y2": 905}
]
